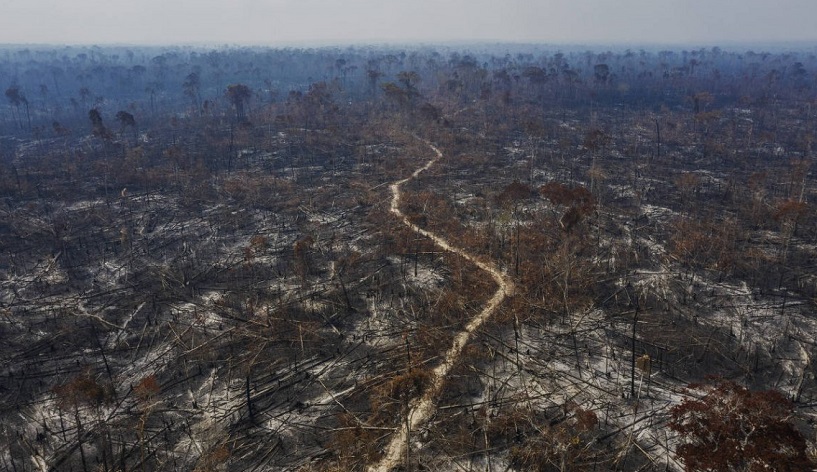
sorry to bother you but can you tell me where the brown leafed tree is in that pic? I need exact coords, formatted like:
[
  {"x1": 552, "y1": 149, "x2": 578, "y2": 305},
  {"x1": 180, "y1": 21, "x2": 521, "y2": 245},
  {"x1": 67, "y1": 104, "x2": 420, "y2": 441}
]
[
  {"x1": 669, "y1": 378, "x2": 813, "y2": 472},
  {"x1": 540, "y1": 182, "x2": 595, "y2": 232}
]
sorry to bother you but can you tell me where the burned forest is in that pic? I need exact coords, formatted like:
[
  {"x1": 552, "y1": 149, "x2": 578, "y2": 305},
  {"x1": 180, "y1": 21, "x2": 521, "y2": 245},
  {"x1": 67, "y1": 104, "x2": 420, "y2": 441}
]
[{"x1": 2, "y1": 44, "x2": 817, "y2": 471}]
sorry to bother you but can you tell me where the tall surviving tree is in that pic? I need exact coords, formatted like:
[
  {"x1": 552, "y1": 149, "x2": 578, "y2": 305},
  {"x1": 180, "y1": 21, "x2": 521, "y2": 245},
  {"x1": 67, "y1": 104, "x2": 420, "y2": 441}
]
[
  {"x1": 89, "y1": 107, "x2": 111, "y2": 139},
  {"x1": 183, "y1": 71, "x2": 202, "y2": 114},
  {"x1": 5, "y1": 85, "x2": 31, "y2": 130},
  {"x1": 366, "y1": 69, "x2": 383, "y2": 97},
  {"x1": 522, "y1": 65, "x2": 548, "y2": 101},
  {"x1": 78, "y1": 86, "x2": 91, "y2": 109},
  {"x1": 116, "y1": 110, "x2": 137, "y2": 141},
  {"x1": 497, "y1": 180, "x2": 534, "y2": 275},
  {"x1": 225, "y1": 83, "x2": 252, "y2": 122},
  {"x1": 381, "y1": 82, "x2": 409, "y2": 110},
  {"x1": 38, "y1": 83, "x2": 50, "y2": 118},
  {"x1": 397, "y1": 70, "x2": 422, "y2": 111},
  {"x1": 593, "y1": 63, "x2": 610, "y2": 85}
]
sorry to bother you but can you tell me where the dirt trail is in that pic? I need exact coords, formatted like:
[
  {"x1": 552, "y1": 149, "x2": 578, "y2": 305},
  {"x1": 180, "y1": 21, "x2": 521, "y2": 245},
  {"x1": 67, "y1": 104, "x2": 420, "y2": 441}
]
[{"x1": 367, "y1": 139, "x2": 513, "y2": 472}]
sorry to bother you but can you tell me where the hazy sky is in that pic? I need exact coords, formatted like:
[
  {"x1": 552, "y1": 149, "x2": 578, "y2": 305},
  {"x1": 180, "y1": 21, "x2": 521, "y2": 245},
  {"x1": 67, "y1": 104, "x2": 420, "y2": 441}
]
[{"x1": 2, "y1": 0, "x2": 816, "y2": 46}]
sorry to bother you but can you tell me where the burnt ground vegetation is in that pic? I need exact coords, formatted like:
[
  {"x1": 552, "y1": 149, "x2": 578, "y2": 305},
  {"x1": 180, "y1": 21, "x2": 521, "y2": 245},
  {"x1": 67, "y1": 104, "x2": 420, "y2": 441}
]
[{"x1": 2, "y1": 43, "x2": 817, "y2": 471}]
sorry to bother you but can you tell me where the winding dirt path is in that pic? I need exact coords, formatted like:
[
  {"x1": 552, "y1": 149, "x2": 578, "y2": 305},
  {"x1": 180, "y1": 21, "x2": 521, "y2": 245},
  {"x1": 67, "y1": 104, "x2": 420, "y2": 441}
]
[{"x1": 367, "y1": 139, "x2": 514, "y2": 472}]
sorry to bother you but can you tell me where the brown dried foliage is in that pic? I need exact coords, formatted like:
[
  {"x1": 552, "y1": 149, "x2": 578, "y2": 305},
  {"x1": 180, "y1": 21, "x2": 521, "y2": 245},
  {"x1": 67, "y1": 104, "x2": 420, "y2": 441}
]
[
  {"x1": 134, "y1": 374, "x2": 161, "y2": 402},
  {"x1": 52, "y1": 368, "x2": 109, "y2": 408},
  {"x1": 669, "y1": 378, "x2": 813, "y2": 472}
]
